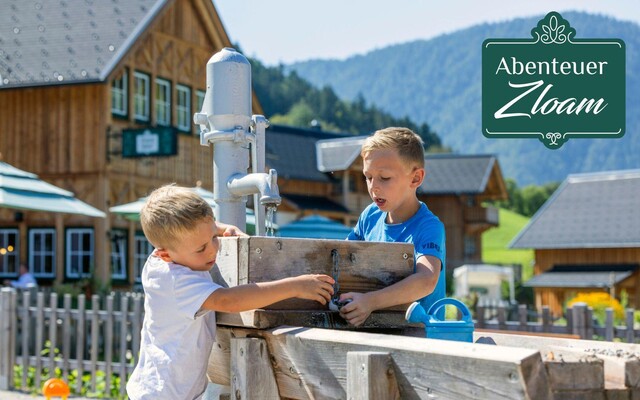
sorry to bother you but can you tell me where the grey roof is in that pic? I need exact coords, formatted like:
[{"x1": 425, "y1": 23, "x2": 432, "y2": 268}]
[
  {"x1": 420, "y1": 154, "x2": 497, "y2": 195},
  {"x1": 316, "y1": 136, "x2": 367, "y2": 172},
  {"x1": 524, "y1": 264, "x2": 638, "y2": 288},
  {"x1": 0, "y1": 0, "x2": 167, "y2": 89},
  {"x1": 511, "y1": 170, "x2": 640, "y2": 249},
  {"x1": 265, "y1": 124, "x2": 348, "y2": 182}
]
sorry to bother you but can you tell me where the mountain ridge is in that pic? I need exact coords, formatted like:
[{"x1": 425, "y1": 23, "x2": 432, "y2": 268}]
[{"x1": 288, "y1": 12, "x2": 639, "y2": 185}]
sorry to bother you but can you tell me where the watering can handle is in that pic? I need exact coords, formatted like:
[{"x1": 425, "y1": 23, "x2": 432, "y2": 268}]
[{"x1": 426, "y1": 297, "x2": 471, "y2": 322}]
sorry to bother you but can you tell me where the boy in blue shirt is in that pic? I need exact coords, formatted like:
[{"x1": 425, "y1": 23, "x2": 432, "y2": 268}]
[{"x1": 340, "y1": 127, "x2": 446, "y2": 326}]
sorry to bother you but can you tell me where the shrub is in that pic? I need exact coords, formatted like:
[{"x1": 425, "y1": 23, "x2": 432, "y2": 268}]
[{"x1": 567, "y1": 292, "x2": 624, "y2": 325}]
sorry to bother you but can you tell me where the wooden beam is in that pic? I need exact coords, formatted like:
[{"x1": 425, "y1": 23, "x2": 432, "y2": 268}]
[
  {"x1": 210, "y1": 326, "x2": 552, "y2": 399},
  {"x1": 214, "y1": 237, "x2": 414, "y2": 311},
  {"x1": 216, "y1": 309, "x2": 417, "y2": 330},
  {"x1": 347, "y1": 352, "x2": 400, "y2": 400},
  {"x1": 230, "y1": 338, "x2": 280, "y2": 400},
  {"x1": 474, "y1": 331, "x2": 640, "y2": 389}
]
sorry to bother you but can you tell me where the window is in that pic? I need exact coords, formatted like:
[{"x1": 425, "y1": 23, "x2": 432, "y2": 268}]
[
  {"x1": 66, "y1": 228, "x2": 94, "y2": 279},
  {"x1": 29, "y1": 229, "x2": 56, "y2": 278},
  {"x1": 134, "y1": 71, "x2": 150, "y2": 121},
  {"x1": 464, "y1": 235, "x2": 477, "y2": 257},
  {"x1": 155, "y1": 78, "x2": 171, "y2": 126},
  {"x1": 0, "y1": 229, "x2": 19, "y2": 277},
  {"x1": 196, "y1": 90, "x2": 205, "y2": 113},
  {"x1": 110, "y1": 230, "x2": 127, "y2": 280},
  {"x1": 111, "y1": 70, "x2": 128, "y2": 116},
  {"x1": 134, "y1": 233, "x2": 153, "y2": 283},
  {"x1": 176, "y1": 84, "x2": 191, "y2": 132}
]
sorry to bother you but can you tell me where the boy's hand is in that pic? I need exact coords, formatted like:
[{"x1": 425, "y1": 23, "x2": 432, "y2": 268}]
[
  {"x1": 217, "y1": 223, "x2": 248, "y2": 237},
  {"x1": 292, "y1": 274, "x2": 335, "y2": 305},
  {"x1": 338, "y1": 292, "x2": 374, "y2": 327}
]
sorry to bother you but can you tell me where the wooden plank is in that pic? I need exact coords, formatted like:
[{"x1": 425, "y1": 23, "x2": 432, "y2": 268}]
[
  {"x1": 0, "y1": 289, "x2": 13, "y2": 390},
  {"x1": 214, "y1": 237, "x2": 415, "y2": 310},
  {"x1": 105, "y1": 296, "x2": 114, "y2": 394},
  {"x1": 210, "y1": 326, "x2": 552, "y2": 400},
  {"x1": 90, "y1": 295, "x2": 99, "y2": 392},
  {"x1": 21, "y1": 291, "x2": 30, "y2": 390},
  {"x1": 76, "y1": 294, "x2": 86, "y2": 394},
  {"x1": 62, "y1": 294, "x2": 72, "y2": 381},
  {"x1": 119, "y1": 296, "x2": 129, "y2": 398},
  {"x1": 216, "y1": 309, "x2": 417, "y2": 330},
  {"x1": 230, "y1": 338, "x2": 281, "y2": 400},
  {"x1": 474, "y1": 331, "x2": 640, "y2": 388},
  {"x1": 34, "y1": 292, "x2": 44, "y2": 390},
  {"x1": 347, "y1": 352, "x2": 400, "y2": 400},
  {"x1": 48, "y1": 292, "x2": 58, "y2": 381}
]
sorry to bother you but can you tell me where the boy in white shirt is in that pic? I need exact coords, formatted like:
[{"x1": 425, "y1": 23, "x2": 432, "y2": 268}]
[{"x1": 126, "y1": 185, "x2": 335, "y2": 400}]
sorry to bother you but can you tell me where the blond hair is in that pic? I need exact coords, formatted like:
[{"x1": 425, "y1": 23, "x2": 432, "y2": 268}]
[
  {"x1": 361, "y1": 127, "x2": 425, "y2": 169},
  {"x1": 140, "y1": 184, "x2": 213, "y2": 249}
]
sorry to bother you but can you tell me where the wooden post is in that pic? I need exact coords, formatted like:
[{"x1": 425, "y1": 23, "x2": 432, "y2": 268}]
[
  {"x1": 605, "y1": 308, "x2": 614, "y2": 342},
  {"x1": 519, "y1": 304, "x2": 528, "y2": 331},
  {"x1": 571, "y1": 303, "x2": 588, "y2": 339},
  {"x1": 347, "y1": 352, "x2": 400, "y2": 400},
  {"x1": 0, "y1": 288, "x2": 15, "y2": 390},
  {"x1": 542, "y1": 306, "x2": 551, "y2": 333},
  {"x1": 626, "y1": 309, "x2": 635, "y2": 343},
  {"x1": 230, "y1": 337, "x2": 280, "y2": 400},
  {"x1": 497, "y1": 305, "x2": 507, "y2": 331},
  {"x1": 586, "y1": 307, "x2": 594, "y2": 340},
  {"x1": 476, "y1": 305, "x2": 485, "y2": 329}
]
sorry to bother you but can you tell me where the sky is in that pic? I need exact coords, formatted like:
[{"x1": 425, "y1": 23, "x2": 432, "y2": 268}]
[{"x1": 214, "y1": 1, "x2": 640, "y2": 65}]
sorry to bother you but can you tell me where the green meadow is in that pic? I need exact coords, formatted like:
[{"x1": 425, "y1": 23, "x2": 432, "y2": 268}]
[{"x1": 481, "y1": 208, "x2": 535, "y2": 281}]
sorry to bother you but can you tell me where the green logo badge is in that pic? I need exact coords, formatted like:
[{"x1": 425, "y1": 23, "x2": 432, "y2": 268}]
[{"x1": 482, "y1": 12, "x2": 625, "y2": 149}]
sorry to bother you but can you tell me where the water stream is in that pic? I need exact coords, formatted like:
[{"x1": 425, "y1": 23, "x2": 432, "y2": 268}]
[{"x1": 265, "y1": 206, "x2": 277, "y2": 237}]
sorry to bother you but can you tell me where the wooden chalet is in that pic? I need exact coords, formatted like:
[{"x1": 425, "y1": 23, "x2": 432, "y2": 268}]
[
  {"x1": 511, "y1": 169, "x2": 640, "y2": 315},
  {"x1": 0, "y1": 0, "x2": 256, "y2": 286}
]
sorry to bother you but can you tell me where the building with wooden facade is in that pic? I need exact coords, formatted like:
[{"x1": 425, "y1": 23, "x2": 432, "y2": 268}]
[
  {"x1": 0, "y1": 0, "x2": 249, "y2": 286},
  {"x1": 511, "y1": 169, "x2": 640, "y2": 315},
  {"x1": 0, "y1": 0, "x2": 507, "y2": 289}
]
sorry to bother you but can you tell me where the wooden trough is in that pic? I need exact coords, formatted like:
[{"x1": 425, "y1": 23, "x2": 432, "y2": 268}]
[{"x1": 208, "y1": 237, "x2": 640, "y2": 399}]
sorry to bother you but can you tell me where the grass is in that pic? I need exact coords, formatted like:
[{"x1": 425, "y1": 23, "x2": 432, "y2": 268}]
[{"x1": 481, "y1": 207, "x2": 535, "y2": 281}]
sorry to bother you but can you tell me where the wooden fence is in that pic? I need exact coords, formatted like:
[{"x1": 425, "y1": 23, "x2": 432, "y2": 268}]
[
  {"x1": 0, "y1": 287, "x2": 144, "y2": 396},
  {"x1": 476, "y1": 302, "x2": 640, "y2": 342},
  {"x1": 2, "y1": 286, "x2": 640, "y2": 397}
]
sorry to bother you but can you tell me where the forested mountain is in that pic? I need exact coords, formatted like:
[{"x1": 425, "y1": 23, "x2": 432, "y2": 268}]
[
  {"x1": 289, "y1": 12, "x2": 640, "y2": 185},
  {"x1": 249, "y1": 59, "x2": 444, "y2": 150}
]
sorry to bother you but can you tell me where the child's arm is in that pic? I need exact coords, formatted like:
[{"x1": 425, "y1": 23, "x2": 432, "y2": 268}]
[
  {"x1": 338, "y1": 255, "x2": 441, "y2": 326},
  {"x1": 201, "y1": 274, "x2": 335, "y2": 313}
]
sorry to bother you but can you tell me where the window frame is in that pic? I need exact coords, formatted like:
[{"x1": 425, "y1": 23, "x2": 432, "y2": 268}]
[
  {"x1": 28, "y1": 228, "x2": 56, "y2": 279},
  {"x1": 133, "y1": 71, "x2": 150, "y2": 122},
  {"x1": 0, "y1": 228, "x2": 20, "y2": 278},
  {"x1": 65, "y1": 228, "x2": 94, "y2": 279},
  {"x1": 110, "y1": 230, "x2": 128, "y2": 281},
  {"x1": 155, "y1": 78, "x2": 172, "y2": 126},
  {"x1": 176, "y1": 84, "x2": 192, "y2": 132},
  {"x1": 134, "y1": 233, "x2": 153, "y2": 283},
  {"x1": 111, "y1": 69, "x2": 128, "y2": 117}
]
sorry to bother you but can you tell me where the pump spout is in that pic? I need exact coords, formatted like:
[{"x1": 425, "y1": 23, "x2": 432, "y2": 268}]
[{"x1": 227, "y1": 169, "x2": 281, "y2": 207}]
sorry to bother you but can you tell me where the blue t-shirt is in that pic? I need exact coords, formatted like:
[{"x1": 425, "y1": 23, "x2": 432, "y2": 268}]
[{"x1": 347, "y1": 202, "x2": 446, "y2": 312}]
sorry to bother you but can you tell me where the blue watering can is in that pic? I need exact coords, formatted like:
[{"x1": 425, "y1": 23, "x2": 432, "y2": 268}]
[{"x1": 405, "y1": 297, "x2": 474, "y2": 342}]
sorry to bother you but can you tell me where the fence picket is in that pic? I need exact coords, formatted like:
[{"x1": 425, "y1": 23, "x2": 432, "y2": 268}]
[
  {"x1": 119, "y1": 296, "x2": 129, "y2": 397},
  {"x1": 626, "y1": 309, "x2": 635, "y2": 343},
  {"x1": 21, "y1": 290, "x2": 30, "y2": 390},
  {"x1": 105, "y1": 295, "x2": 114, "y2": 395},
  {"x1": 76, "y1": 294, "x2": 86, "y2": 394},
  {"x1": 62, "y1": 294, "x2": 71, "y2": 381},
  {"x1": 48, "y1": 292, "x2": 58, "y2": 381},
  {"x1": 34, "y1": 292, "x2": 44, "y2": 390},
  {"x1": 90, "y1": 295, "x2": 99, "y2": 392},
  {"x1": 605, "y1": 308, "x2": 614, "y2": 342}
]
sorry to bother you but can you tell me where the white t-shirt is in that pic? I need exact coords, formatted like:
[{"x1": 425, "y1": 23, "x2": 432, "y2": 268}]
[{"x1": 126, "y1": 252, "x2": 221, "y2": 400}]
